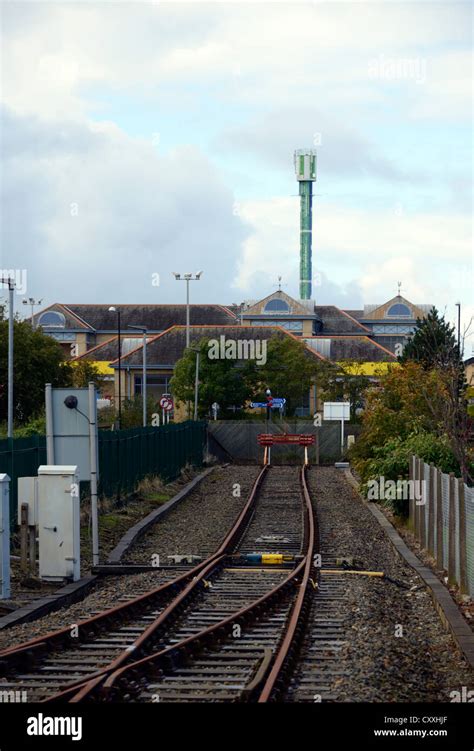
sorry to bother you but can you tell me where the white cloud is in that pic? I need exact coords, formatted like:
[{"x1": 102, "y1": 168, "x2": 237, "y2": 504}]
[
  {"x1": 1, "y1": 2, "x2": 470, "y2": 122},
  {"x1": 235, "y1": 196, "x2": 473, "y2": 312},
  {"x1": 0, "y1": 106, "x2": 249, "y2": 304},
  {"x1": 0, "y1": 0, "x2": 471, "y2": 341}
]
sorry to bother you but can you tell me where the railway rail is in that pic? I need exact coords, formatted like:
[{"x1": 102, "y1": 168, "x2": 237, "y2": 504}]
[{"x1": 0, "y1": 464, "x2": 316, "y2": 703}]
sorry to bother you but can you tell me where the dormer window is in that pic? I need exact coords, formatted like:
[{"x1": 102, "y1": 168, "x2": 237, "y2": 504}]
[
  {"x1": 264, "y1": 299, "x2": 290, "y2": 313},
  {"x1": 386, "y1": 303, "x2": 411, "y2": 317},
  {"x1": 38, "y1": 311, "x2": 66, "y2": 328}
]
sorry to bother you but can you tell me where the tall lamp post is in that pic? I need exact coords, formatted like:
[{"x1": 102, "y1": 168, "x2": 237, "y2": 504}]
[
  {"x1": 22, "y1": 297, "x2": 43, "y2": 329},
  {"x1": 108, "y1": 306, "x2": 122, "y2": 429},
  {"x1": 172, "y1": 272, "x2": 203, "y2": 348},
  {"x1": 128, "y1": 325, "x2": 148, "y2": 427},
  {"x1": 455, "y1": 302, "x2": 461, "y2": 355},
  {"x1": 190, "y1": 346, "x2": 200, "y2": 421},
  {"x1": 0, "y1": 277, "x2": 15, "y2": 437}
]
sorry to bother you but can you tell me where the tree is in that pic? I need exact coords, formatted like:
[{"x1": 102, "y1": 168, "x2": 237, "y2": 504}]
[
  {"x1": 350, "y1": 359, "x2": 473, "y2": 484},
  {"x1": 170, "y1": 338, "x2": 256, "y2": 417},
  {"x1": 0, "y1": 318, "x2": 72, "y2": 424},
  {"x1": 69, "y1": 359, "x2": 106, "y2": 390},
  {"x1": 255, "y1": 334, "x2": 330, "y2": 415},
  {"x1": 399, "y1": 307, "x2": 461, "y2": 371},
  {"x1": 350, "y1": 361, "x2": 448, "y2": 473},
  {"x1": 170, "y1": 333, "x2": 328, "y2": 418},
  {"x1": 399, "y1": 308, "x2": 471, "y2": 481},
  {"x1": 317, "y1": 359, "x2": 379, "y2": 422}
]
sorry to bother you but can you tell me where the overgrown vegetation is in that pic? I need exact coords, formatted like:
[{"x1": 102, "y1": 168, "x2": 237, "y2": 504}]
[
  {"x1": 350, "y1": 308, "x2": 472, "y2": 515},
  {"x1": 0, "y1": 310, "x2": 105, "y2": 429},
  {"x1": 170, "y1": 333, "x2": 332, "y2": 418}
]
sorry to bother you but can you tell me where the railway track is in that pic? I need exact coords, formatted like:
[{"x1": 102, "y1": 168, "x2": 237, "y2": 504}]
[{"x1": 0, "y1": 464, "x2": 316, "y2": 703}]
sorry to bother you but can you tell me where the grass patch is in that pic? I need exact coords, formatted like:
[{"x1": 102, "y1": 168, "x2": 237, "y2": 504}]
[{"x1": 144, "y1": 492, "x2": 170, "y2": 504}]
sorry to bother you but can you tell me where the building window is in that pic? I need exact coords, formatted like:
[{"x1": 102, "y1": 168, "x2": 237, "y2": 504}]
[
  {"x1": 264, "y1": 299, "x2": 290, "y2": 313},
  {"x1": 38, "y1": 311, "x2": 66, "y2": 328},
  {"x1": 386, "y1": 303, "x2": 411, "y2": 317},
  {"x1": 47, "y1": 332, "x2": 76, "y2": 341},
  {"x1": 372, "y1": 324, "x2": 415, "y2": 334},
  {"x1": 249, "y1": 319, "x2": 303, "y2": 332},
  {"x1": 304, "y1": 338, "x2": 331, "y2": 357},
  {"x1": 135, "y1": 375, "x2": 171, "y2": 404}
]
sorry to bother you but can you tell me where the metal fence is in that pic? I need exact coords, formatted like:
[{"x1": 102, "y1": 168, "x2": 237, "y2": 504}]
[
  {"x1": 0, "y1": 435, "x2": 47, "y2": 524},
  {"x1": 98, "y1": 421, "x2": 206, "y2": 497},
  {"x1": 0, "y1": 421, "x2": 206, "y2": 522},
  {"x1": 207, "y1": 421, "x2": 362, "y2": 463},
  {"x1": 409, "y1": 455, "x2": 474, "y2": 597}
]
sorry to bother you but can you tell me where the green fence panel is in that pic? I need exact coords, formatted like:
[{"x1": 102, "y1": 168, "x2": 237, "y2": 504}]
[
  {"x1": 0, "y1": 422, "x2": 206, "y2": 524},
  {"x1": 0, "y1": 435, "x2": 47, "y2": 522},
  {"x1": 96, "y1": 421, "x2": 205, "y2": 499}
]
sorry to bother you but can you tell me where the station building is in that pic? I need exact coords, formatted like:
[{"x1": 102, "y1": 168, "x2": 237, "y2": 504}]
[{"x1": 43, "y1": 291, "x2": 427, "y2": 417}]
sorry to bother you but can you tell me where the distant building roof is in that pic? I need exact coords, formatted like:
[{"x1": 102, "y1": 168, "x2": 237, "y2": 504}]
[
  {"x1": 360, "y1": 296, "x2": 432, "y2": 320},
  {"x1": 100, "y1": 325, "x2": 327, "y2": 368},
  {"x1": 304, "y1": 336, "x2": 396, "y2": 362},
  {"x1": 36, "y1": 303, "x2": 237, "y2": 332},
  {"x1": 314, "y1": 306, "x2": 370, "y2": 335}
]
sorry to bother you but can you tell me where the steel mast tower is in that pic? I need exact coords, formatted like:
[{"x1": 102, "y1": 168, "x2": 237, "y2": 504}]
[{"x1": 294, "y1": 149, "x2": 317, "y2": 300}]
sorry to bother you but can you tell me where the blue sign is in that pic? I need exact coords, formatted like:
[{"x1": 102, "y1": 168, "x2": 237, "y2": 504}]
[{"x1": 250, "y1": 398, "x2": 286, "y2": 409}]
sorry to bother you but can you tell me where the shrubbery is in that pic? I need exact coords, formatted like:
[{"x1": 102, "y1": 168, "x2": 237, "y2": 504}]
[
  {"x1": 354, "y1": 431, "x2": 459, "y2": 486},
  {"x1": 348, "y1": 358, "x2": 469, "y2": 515}
]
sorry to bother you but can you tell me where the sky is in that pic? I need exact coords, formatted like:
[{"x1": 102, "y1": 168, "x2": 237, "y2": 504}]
[{"x1": 0, "y1": 1, "x2": 472, "y2": 350}]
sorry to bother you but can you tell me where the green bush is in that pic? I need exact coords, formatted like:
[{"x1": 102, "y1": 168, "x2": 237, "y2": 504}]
[
  {"x1": 0, "y1": 413, "x2": 47, "y2": 438},
  {"x1": 353, "y1": 431, "x2": 459, "y2": 515}
]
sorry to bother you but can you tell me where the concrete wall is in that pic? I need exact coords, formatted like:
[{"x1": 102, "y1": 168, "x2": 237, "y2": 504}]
[{"x1": 207, "y1": 420, "x2": 362, "y2": 464}]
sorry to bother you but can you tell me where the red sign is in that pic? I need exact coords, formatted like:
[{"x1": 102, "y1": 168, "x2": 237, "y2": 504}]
[
  {"x1": 160, "y1": 396, "x2": 173, "y2": 411},
  {"x1": 257, "y1": 434, "x2": 315, "y2": 447}
]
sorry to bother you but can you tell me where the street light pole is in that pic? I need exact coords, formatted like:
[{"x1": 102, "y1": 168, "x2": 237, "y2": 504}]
[
  {"x1": 128, "y1": 325, "x2": 148, "y2": 427},
  {"x1": 7, "y1": 282, "x2": 14, "y2": 438},
  {"x1": 186, "y1": 278, "x2": 190, "y2": 349},
  {"x1": 118, "y1": 309, "x2": 122, "y2": 429},
  {"x1": 109, "y1": 307, "x2": 122, "y2": 429},
  {"x1": 194, "y1": 349, "x2": 200, "y2": 421},
  {"x1": 172, "y1": 271, "x2": 203, "y2": 349},
  {"x1": 22, "y1": 297, "x2": 43, "y2": 330},
  {"x1": 455, "y1": 302, "x2": 461, "y2": 355},
  {"x1": 1, "y1": 277, "x2": 15, "y2": 438}
]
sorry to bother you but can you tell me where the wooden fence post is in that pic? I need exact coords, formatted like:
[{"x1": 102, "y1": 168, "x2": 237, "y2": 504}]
[
  {"x1": 20, "y1": 503, "x2": 28, "y2": 575},
  {"x1": 436, "y1": 467, "x2": 443, "y2": 570},
  {"x1": 448, "y1": 472, "x2": 456, "y2": 586},
  {"x1": 408, "y1": 455, "x2": 415, "y2": 531},
  {"x1": 457, "y1": 478, "x2": 468, "y2": 595},
  {"x1": 29, "y1": 525, "x2": 36, "y2": 576},
  {"x1": 415, "y1": 456, "x2": 422, "y2": 542},
  {"x1": 428, "y1": 464, "x2": 435, "y2": 556},
  {"x1": 419, "y1": 460, "x2": 426, "y2": 548}
]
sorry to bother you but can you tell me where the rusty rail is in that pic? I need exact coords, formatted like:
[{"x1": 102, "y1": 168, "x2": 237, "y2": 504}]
[
  {"x1": 0, "y1": 466, "x2": 268, "y2": 693},
  {"x1": 80, "y1": 465, "x2": 315, "y2": 703}
]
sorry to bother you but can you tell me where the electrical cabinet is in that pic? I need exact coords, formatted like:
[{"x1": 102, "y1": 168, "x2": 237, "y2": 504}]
[
  {"x1": 37, "y1": 465, "x2": 80, "y2": 582},
  {"x1": 0, "y1": 474, "x2": 10, "y2": 599}
]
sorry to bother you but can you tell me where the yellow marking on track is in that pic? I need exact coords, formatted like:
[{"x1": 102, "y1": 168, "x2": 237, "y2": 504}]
[{"x1": 223, "y1": 567, "x2": 290, "y2": 573}]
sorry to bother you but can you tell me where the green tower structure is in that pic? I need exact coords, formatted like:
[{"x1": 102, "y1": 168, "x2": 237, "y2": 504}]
[{"x1": 294, "y1": 149, "x2": 317, "y2": 300}]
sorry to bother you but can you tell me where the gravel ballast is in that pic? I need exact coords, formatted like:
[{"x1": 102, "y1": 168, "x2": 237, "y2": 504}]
[
  {"x1": 122, "y1": 464, "x2": 260, "y2": 564},
  {"x1": 289, "y1": 466, "x2": 473, "y2": 702},
  {"x1": 0, "y1": 465, "x2": 259, "y2": 651}
]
